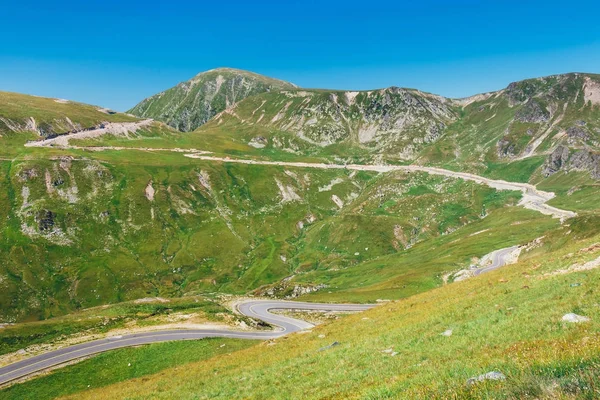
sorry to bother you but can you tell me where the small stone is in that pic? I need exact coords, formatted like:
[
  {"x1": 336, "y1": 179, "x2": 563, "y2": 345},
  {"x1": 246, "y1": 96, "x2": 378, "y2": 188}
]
[
  {"x1": 381, "y1": 348, "x2": 394, "y2": 354},
  {"x1": 441, "y1": 329, "x2": 453, "y2": 337},
  {"x1": 128, "y1": 363, "x2": 131, "y2": 367},
  {"x1": 562, "y1": 313, "x2": 590, "y2": 323},
  {"x1": 318, "y1": 334, "x2": 326, "y2": 338},
  {"x1": 467, "y1": 371, "x2": 506, "y2": 385},
  {"x1": 318, "y1": 341, "x2": 340, "y2": 352}
]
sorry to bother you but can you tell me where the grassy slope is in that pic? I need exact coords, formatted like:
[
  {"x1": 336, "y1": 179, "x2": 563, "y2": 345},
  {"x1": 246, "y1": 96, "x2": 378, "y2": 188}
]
[
  {"x1": 65, "y1": 216, "x2": 600, "y2": 400},
  {"x1": 0, "y1": 91, "x2": 137, "y2": 134},
  {"x1": 1, "y1": 76, "x2": 600, "y2": 398},
  {"x1": 1, "y1": 338, "x2": 256, "y2": 400},
  {"x1": 297, "y1": 207, "x2": 557, "y2": 303}
]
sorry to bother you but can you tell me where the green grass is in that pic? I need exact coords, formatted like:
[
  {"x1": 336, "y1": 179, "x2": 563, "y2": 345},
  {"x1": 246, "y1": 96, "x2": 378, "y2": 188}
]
[
  {"x1": 60, "y1": 216, "x2": 600, "y2": 399},
  {"x1": 296, "y1": 206, "x2": 558, "y2": 303},
  {"x1": 483, "y1": 156, "x2": 546, "y2": 183},
  {"x1": 0, "y1": 91, "x2": 136, "y2": 136},
  {"x1": 2, "y1": 145, "x2": 545, "y2": 324},
  {"x1": 0, "y1": 338, "x2": 257, "y2": 400},
  {"x1": 538, "y1": 171, "x2": 600, "y2": 212}
]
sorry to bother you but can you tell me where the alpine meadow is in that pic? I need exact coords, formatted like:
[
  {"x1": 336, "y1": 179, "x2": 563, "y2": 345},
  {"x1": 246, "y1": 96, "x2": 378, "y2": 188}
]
[{"x1": 1, "y1": 2, "x2": 600, "y2": 397}]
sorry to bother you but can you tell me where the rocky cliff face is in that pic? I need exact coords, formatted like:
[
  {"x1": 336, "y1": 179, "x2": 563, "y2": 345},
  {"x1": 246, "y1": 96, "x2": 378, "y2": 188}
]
[
  {"x1": 543, "y1": 145, "x2": 600, "y2": 179},
  {"x1": 128, "y1": 68, "x2": 297, "y2": 132}
]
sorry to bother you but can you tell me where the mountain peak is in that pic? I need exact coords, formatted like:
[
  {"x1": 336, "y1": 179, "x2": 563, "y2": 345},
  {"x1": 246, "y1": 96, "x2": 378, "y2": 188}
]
[{"x1": 128, "y1": 68, "x2": 296, "y2": 131}]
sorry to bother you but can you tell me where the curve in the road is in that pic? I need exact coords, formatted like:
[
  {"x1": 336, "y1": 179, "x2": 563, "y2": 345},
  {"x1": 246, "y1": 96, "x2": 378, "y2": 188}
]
[
  {"x1": 472, "y1": 246, "x2": 520, "y2": 276},
  {"x1": 0, "y1": 300, "x2": 374, "y2": 386}
]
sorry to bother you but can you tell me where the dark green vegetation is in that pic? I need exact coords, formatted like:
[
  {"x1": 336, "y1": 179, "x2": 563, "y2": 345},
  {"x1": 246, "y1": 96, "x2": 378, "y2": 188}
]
[
  {"x1": 2, "y1": 338, "x2": 256, "y2": 400},
  {"x1": 1, "y1": 70, "x2": 600, "y2": 399}
]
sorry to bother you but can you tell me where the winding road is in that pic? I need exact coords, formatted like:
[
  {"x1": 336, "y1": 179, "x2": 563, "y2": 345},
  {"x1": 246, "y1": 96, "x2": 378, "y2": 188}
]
[
  {"x1": 472, "y1": 246, "x2": 521, "y2": 276},
  {"x1": 0, "y1": 300, "x2": 374, "y2": 386}
]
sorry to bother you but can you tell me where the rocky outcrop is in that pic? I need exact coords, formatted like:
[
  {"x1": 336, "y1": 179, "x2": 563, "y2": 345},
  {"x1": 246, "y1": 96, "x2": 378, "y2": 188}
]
[
  {"x1": 37, "y1": 209, "x2": 56, "y2": 232},
  {"x1": 566, "y1": 125, "x2": 590, "y2": 142},
  {"x1": 128, "y1": 68, "x2": 296, "y2": 131},
  {"x1": 542, "y1": 146, "x2": 570, "y2": 177},
  {"x1": 497, "y1": 138, "x2": 518, "y2": 159},
  {"x1": 569, "y1": 150, "x2": 600, "y2": 179},
  {"x1": 543, "y1": 145, "x2": 600, "y2": 179},
  {"x1": 514, "y1": 99, "x2": 550, "y2": 123}
]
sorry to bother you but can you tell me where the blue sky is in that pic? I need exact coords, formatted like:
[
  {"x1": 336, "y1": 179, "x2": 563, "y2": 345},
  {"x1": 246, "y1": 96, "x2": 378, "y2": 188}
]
[{"x1": 1, "y1": 0, "x2": 599, "y2": 111}]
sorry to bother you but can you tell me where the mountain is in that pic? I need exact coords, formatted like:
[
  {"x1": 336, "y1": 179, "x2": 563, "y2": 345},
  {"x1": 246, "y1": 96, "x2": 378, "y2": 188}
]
[
  {"x1": 202, "y1": 87, "x2": 456, "y2": 160},
  {"x1": 128, "y1": 68, "x2": 297, "y2": 131},
  {"x1": 195, "y1": 73, "x2": 600, "y2": 179},
  {"x1": 420, "y1": 73, "x2": 600, "y2": 175}
]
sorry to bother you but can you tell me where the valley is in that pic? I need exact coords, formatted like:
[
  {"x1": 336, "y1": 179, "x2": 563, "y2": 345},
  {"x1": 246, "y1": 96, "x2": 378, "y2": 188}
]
[{"x1": 0, "y1": 69, "x2": 599, "y2": 399}]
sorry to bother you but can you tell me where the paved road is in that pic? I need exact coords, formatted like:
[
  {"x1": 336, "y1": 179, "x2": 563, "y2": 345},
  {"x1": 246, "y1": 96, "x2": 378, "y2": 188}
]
[
  {"x1": 473, "y1": 246, "x2": 521, "y2": 276},
  {"x1": 0, "y1": 300, "x2": 373, "y2": 386}
]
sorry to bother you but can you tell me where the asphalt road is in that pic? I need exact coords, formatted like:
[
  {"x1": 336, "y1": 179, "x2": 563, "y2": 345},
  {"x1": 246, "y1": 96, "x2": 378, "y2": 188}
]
[
  {"x1": 0, "y1": 300, "x2": 374, "y2": 386},
  {"x1": 472, "y1": 246, "x2": 520, "y2": 276}
]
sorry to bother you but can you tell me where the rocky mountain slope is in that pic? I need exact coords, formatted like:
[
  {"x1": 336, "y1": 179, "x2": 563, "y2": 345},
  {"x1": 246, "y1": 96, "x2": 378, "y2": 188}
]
[
  {"x1": 421, "y1": 73, "x2": 600, "y2": 179},
  {"x1": 203, "y1": 87, "x2": 456, "y2": 160},
  {"x1": 128, "y1": 68, "x2": 297, "y2": 132}
]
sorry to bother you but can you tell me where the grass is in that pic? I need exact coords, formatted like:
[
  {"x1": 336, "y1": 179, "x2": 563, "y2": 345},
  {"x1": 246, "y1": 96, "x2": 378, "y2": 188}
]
[
  {"x1": 537, "y1": 171, "x2": 600, "y2": 212},
  {"x1": 296, "y1": 206, "x2": 558, "y2": 303},
  {"x1": 1, "y1": 145, "x2": 546, "y2": 324},
  {"x1": 0, "y1": 338, "x2": 257, "y2": 400},
  {"x1": 57, "y1": 216, "x2": 600, "y2": 399},
  {"x1": 0, "y1": 91, "x2": 136, "y2": 136},
  {"x1": 0, "y1": 296, "x2": 233, "y2": 356},
  {"x1": 1, "y1": 77, "x2": 600, "y2": 398}
]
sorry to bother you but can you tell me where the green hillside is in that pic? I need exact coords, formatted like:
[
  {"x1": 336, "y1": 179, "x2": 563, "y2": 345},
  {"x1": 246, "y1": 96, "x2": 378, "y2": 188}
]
[{"x1": 0, "y1": 91, "x2": 138, "y2": 137}]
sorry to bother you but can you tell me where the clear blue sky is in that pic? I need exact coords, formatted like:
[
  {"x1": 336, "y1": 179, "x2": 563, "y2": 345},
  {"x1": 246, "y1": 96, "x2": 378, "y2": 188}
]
[{"x1": 1, "y1": 0, "x2": 599, "y2": 111}]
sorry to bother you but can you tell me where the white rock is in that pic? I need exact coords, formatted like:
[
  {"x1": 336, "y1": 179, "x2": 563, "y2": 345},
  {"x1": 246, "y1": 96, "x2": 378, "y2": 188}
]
[
  {"x1": 562, "y1": 313, "x2": 590, "y2": 323},
  {"x1": 441, "y1": 329, "x2": 453, "y2": 337},
  {"x1": 467, "y1": 371, "x2": 506, "y2": 385}
]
